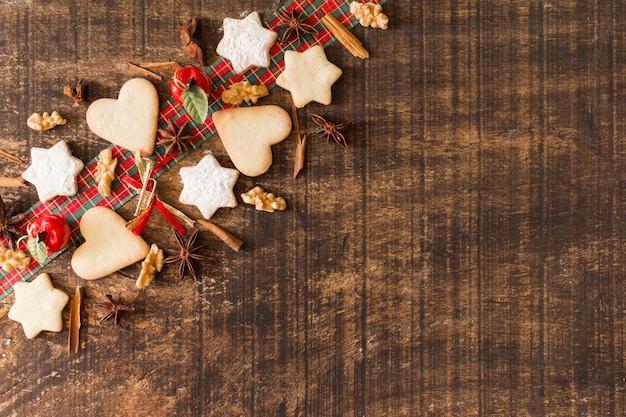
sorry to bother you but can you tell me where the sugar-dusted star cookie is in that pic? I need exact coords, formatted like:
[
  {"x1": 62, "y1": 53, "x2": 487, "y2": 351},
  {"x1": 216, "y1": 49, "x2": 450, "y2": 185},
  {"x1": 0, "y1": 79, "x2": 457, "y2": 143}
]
[
  {"x1": 275, "y1": 45, "x2": 343, "y2": 108},
  {"x1": 179, "y1": 153, "x2": 239, "y2": 219},
  {"x1": 21, "y1": 140, "x2": 84, "y2": 203},
  {"x1": 8, "y1": 273, "x2": 69, "y2": 339},
  {"x1": 216, "y1": 11, "x2": 278, "y2": 74}
]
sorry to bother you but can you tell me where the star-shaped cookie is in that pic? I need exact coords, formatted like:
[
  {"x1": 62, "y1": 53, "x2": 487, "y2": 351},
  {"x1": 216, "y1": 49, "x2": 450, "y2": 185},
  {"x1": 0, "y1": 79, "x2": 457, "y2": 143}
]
[
  {"x1": 21, "y1": 140, "x2": 84, "y2": 202},
  {"x1": 8, "y1": 273, "x2": 69, "y2": 339},
  {"x1": 275, "y1": 45, "x2": 343, "y2": 108},
  {"x1": 216, "y1": 11, "x2": 278, "y2": 74},
  {"x1": 179, "y1": 153, "x2": 239, "y2": 219}
]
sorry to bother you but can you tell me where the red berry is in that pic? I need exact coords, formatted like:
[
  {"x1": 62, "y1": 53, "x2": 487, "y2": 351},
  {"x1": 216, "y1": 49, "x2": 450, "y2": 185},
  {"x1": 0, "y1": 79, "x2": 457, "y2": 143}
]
[
  {"x1": 170, "y1": 66, "x2": 211, "y2": 106},
  {"x1": 26, "y1": 214, "x2": 71, "y2": 254}
]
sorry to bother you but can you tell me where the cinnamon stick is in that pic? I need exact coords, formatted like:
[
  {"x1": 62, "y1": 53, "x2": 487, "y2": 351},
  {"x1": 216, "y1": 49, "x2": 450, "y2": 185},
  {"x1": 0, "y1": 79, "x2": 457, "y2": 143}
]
[
  {"x1": 321, "y1": 13, "x2": 369, "y2": 59},
  {"x1": 196, "y1": 219, "x2": 243, "y2": 252},
  {"x1": 68, "y1": 286, "x2": 83, "y2": 354},
  {"x1": 294, "y1": 135, "x2": 307, "y2": 179},
  {"x1": 0, "y1": 177, "x2": 26, "y2": 187},
  {"x1": 292, "y1": 105, "x2": 306, "y2": 178}
]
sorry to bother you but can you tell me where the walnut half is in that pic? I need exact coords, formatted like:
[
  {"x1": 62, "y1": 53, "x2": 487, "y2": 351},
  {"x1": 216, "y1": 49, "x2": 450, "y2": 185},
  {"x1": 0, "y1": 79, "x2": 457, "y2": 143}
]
[
  {"x1": 241, "y1": 186, "x2": 287, "y2": 213},
  {"x1": 95, "y1": 148, "x2": 118, "y2": 197},
  {"x1": 0, "y1": 246, "x2": 31, "y2": 271},
  {"x1": 94, "y1": 148, "x2": 117, "y2": 197},
  {"x1": 136, "y1": 244, "x2": 164, "y2": 289},
  {"x1": 221, "y1": 81, "x2": 269, "y2": 105},
  {"x1": 349, "y1": 1, "x2": 389, "y2": 30},
  {"x1": 26, "y1": 111, "x2": 67, "y2": 131}
]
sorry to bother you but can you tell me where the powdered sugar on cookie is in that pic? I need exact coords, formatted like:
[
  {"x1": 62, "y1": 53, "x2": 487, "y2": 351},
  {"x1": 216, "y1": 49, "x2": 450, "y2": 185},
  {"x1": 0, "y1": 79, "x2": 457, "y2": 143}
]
[
  {"x1": 21, "y1": 140, "x2": 84, "y2": 203},
  {"x1": 216, "y1": 12, "x2": 277, "y2": 74},
  {"x1": 179, "y1": 153, "x2": 239, "y2": 219}
]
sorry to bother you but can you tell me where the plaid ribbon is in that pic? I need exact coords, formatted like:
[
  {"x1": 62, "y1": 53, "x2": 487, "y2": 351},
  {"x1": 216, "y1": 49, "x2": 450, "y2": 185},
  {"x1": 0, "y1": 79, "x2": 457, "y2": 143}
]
[{"x1": 0, "y1": 0, "x2": 388, "y2": 301}]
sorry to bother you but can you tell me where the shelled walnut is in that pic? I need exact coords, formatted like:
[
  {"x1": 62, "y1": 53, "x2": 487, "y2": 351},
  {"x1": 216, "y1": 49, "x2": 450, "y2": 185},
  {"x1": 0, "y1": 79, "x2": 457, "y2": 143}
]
[
  {"x1": 349, "y1": 1, "x2": 389, "y2": 30},
  {"x1": 136, "y1": 244, "x2": 164, "y2": 289},
  {"x1": 0, "y1": 246, "x2": 31, "y2": 271},
  {"x1": 95, "y1": 148, "x2": 117, "y2": 197},
  {"x1": 26, "y1": 111, "x2": 67, "y2": 131},
  {"x1": 221, "y1": 81, "x2": 269, "y2": 105},
  {"x1": 241, "y1": 186, "x2": 286, "y2": 213}
]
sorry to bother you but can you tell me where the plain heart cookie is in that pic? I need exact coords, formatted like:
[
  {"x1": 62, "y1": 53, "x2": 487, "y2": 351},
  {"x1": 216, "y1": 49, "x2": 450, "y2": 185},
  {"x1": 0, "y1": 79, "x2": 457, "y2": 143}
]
[
  {"x1": 71, "y1": 206, "x2": 150, "y2": 280},
  {"x1": 86, "y1": 78, "x2": 158, "y2": 156},
  {"x1": 212, "y1": 105, "x2": 292, "y2": 177}
]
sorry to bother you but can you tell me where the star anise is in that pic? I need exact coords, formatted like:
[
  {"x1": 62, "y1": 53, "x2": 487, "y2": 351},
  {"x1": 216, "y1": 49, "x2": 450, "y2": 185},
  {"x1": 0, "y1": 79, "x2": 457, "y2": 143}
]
[
  {"x1": 95, "y1": 294, "x2": 135, "y2": 326},
  {"x1": 310, "y1": 114, "x2": 352, "y2": 149},
  {"x1": 164, "y1": 227, "x2": 208, "y2": 282},
  {"x1": 275, "y1": 9, "x2": 318, "y2": 45},
  {"x1": 0, "y1": 194, "x2": 26, "y2": 250},
  {"x1": 156, "y1": 120, "x2": 196, "y2": 157}
]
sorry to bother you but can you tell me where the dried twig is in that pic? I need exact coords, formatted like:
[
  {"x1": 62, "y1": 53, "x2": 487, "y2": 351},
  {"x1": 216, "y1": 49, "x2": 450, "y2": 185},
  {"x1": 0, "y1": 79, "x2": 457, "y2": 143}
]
[
  {"x1": 128, "y1": 62, "x2": 163, "y2": 81},
  {"x1": 139, "y1": 62, "x2": 182, "y2": 73},
  {"x1": 0, "y1": 150, "x2": 25, "y2": 166},
  {"x1": 157, "y1": 200, "x2": 195, "y2": 230}
]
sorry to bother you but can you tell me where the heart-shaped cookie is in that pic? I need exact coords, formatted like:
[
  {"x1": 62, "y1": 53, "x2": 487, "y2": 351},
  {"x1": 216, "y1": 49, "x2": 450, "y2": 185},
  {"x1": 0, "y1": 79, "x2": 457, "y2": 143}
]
[
  {"x1": 71, "y1": 206, "x2": 150, "y2": 280},
  {"x1": 86, "y1": 78, "x2": 158, "y2": 156},
  {"x1": 212, "y1": 105, "x2": 292, "y2": 177}
]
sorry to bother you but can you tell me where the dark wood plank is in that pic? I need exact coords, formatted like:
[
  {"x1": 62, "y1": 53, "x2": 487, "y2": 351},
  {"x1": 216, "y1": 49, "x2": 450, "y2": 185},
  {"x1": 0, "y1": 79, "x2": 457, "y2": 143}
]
[{"x1": 1, "y1": 0, "x2": 625, "y2": 416}]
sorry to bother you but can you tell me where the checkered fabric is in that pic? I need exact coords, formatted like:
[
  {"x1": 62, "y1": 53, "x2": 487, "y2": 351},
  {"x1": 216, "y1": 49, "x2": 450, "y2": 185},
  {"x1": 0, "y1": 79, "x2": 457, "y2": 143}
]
[{"x1": 0, "y1": 0, "x2": 388, "y2": 300}]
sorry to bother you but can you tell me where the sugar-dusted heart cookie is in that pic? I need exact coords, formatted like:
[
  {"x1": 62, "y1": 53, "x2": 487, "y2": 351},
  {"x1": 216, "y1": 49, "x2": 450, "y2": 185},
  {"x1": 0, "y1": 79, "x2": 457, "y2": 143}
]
[
  {"x1": 86, "y1": 78, "x2": 158, "y2": 156},
  {"x1": 71, "y1": 206, "x2": 150, "y2": 280},
  {"x1": 212, "y1": 105, "x2": 292, "y2": 177}
]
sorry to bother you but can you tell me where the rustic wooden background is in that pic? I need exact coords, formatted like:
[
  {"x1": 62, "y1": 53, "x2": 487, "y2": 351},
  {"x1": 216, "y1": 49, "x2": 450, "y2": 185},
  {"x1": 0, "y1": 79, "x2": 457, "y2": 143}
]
[{"x1": 1, "y1": 0, "x2": 625, "y2": 416}]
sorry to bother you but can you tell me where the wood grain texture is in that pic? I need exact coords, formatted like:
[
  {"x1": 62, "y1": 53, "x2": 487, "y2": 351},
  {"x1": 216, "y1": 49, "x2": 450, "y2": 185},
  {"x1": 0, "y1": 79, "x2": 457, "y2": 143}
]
[{"x1": 1, "y1": 0, "x2": 625, "y2": 416}]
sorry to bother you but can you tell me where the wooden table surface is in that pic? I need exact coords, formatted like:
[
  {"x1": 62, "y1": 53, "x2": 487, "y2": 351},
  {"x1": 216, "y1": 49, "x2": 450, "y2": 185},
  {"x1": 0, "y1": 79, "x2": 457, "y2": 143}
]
[{"x1": 1, "y1": 1, "x2": 625, "y2": 416}]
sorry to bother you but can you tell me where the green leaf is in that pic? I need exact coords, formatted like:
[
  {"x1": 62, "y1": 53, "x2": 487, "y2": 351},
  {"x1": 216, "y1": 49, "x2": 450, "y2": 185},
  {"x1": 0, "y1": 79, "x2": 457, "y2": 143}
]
[
  {"x1": 182, "y1": 84, "x2": 208, "y2": 124},
  {"x1": 27, "y1": 237, "x2": 48, "y2": 264}
]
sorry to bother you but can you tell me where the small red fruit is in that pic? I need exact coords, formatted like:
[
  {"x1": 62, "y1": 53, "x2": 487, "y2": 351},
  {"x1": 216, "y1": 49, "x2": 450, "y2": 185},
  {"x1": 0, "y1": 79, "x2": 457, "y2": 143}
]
[
  {"x1": 25, "y1": 214, "x2": 71, "y2": 262},
  {"x1": 170, "y1": 66, "x2": 211, "y2": 106}
]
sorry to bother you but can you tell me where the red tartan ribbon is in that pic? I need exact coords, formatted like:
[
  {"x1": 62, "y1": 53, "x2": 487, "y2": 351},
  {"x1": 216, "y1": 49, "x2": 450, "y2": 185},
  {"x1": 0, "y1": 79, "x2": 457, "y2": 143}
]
[{"x1": 121, "y1": 174, "x2": 187, "y2": 236}]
